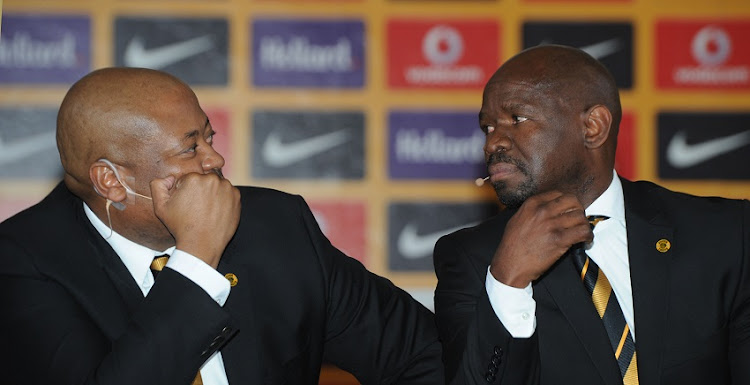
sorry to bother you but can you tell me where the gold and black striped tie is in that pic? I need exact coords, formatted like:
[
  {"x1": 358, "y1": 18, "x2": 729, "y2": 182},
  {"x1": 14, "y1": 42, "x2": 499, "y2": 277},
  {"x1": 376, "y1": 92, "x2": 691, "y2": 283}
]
[
  {"x1": 571, "y1": 216, "x2": 638, "y2": 384},
  {"x1": 150, "y1": 255, "x2": 204, "y2": 385}
]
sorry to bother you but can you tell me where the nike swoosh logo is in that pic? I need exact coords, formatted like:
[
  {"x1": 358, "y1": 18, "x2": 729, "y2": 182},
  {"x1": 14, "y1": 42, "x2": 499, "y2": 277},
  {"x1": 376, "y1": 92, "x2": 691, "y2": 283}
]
[
  {"x1": 539, "y1": 38, "x2": 622, "y2": 60},
  {"x1": 666, "y1": 130, "x2": 750, "y2": 169},
  {"x1": 123, "y1": 35, "x2": 214, "y2": 69},
  {"x1": 579, "y1": 38, "x2": 622, "y2": 60},
  {"x1": 0, "y1": 131, "x2": 57, "y2": 165},
  {"x1": 397, "y1": 222, "x2": 477, "y2": 260},
  {"x1": 262, "y1": 130, "x2": 351, "y2": 167}
]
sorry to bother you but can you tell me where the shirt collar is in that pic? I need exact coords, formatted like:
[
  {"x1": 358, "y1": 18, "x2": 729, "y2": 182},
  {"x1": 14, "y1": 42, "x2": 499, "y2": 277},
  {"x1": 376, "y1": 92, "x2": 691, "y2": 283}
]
[
  {"x1": 585, "y1": 170, "x2": 625, "y2": 223},
  {"x1": 83, "y1": 202, "x2": 175, "y2": 288}
]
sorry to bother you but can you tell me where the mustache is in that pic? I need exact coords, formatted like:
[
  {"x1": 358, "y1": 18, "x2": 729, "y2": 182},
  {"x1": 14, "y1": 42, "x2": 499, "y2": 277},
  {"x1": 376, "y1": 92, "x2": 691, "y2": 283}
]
[{"x1": 486, "y1": 152, "x2": 526, "y2": 172}]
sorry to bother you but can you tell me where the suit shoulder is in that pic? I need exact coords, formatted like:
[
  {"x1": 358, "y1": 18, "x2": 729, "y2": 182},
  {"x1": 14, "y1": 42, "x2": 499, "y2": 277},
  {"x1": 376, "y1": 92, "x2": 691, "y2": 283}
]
[
  {"x1": 237, "y1": 185, "x2": 301, "y2": 205},
  {"x1": 235, "y1": 185, "x2": 312, "y2": 227},
  {"x1": 0, "y1": 183, "x2": 75, "y2": 238},
  {"x1": 625, "y1": 179, "x2": 749, "y2": 231},
  {"x1": 628, "y1": 179, "x2": 748, "y2": 212}
]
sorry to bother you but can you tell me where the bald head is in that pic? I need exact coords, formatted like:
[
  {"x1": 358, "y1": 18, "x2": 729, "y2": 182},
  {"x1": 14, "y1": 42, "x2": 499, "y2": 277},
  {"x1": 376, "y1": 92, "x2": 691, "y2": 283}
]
[
  {"x1": 56, "y1": 67, "x2": 196, "y2": 197},
  {"x1": 488, "y1": 44, "x2": 622, "y2": 156}
]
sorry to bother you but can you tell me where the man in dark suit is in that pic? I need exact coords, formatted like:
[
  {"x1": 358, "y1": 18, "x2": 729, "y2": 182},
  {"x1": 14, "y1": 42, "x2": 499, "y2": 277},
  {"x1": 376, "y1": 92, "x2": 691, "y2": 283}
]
[
  {"x1": 0, "y1": 67, "x2": 443, "y2": 384},
  {"x1": 433, "y1": 45, "x2": 750, "y2": 384}
]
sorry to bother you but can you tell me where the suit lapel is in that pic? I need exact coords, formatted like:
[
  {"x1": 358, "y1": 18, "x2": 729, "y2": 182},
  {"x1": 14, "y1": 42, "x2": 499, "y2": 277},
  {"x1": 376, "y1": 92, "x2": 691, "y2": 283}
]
[
  {"x1": 91, "y1": 232, "x2": 145, "y2": 315},
  {"x1": 44, "y1": 188, "x2": 142, "y2": 339},
  {"x1": 537, "y1": 255, "x2": 623, "y2": 385},
  {"x1": 621, "y1": 179, "x2": 673, "y2": 384}
]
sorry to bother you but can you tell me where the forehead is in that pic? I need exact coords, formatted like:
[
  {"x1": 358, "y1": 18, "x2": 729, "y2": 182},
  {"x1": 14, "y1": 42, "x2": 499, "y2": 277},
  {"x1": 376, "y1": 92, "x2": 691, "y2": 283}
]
[
  {"x1": 480, "y1": 73, "x2": 561, "y2": 115},
  {"x1": 128, "y1": 87, "x2": 208, "y2": 153},
  {"x1": 148, "y1": 87, "x2": 206, "y2": 133}
]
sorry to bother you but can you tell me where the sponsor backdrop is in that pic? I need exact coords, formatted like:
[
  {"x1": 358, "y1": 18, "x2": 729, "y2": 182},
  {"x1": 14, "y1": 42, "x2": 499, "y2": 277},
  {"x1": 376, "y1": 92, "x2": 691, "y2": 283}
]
[{"x1": 1, "y1": 0, "x2": 749, "y2": 382}]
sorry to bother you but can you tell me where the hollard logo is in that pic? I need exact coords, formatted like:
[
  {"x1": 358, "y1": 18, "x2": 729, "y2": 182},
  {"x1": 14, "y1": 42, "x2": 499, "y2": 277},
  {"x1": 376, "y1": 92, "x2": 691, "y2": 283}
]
[
  {"x1": 422, "y1": 25, "x2": 464, "y2": 66},
  {"x1": 259, "y1": 36, "x2": 353, "y2": 72},
  {"x1": 0, "y1": 33, "x2": 77, "y2": 68},
  {"x1": 395, "y1": 129, "x2": 485, "y2": 164},
  {"x1": 692, "y1": 26, "x2": 732, "y2": 67}
]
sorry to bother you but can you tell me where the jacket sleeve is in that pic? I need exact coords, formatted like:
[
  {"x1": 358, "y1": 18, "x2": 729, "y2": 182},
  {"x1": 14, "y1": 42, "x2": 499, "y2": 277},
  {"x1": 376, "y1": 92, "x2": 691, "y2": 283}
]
[
  {"x1": 730, "y1": 199, "x2": 750, "y2": 384},
  {"x1": 0, "y1": 236, "x2": 232, "y2": 385},
  {"x1": 292, "y1": 196, "x2": 444, "y2": 385},
  {"x1": 433, "y1": 233, "x2": 539, "y2": 385}
]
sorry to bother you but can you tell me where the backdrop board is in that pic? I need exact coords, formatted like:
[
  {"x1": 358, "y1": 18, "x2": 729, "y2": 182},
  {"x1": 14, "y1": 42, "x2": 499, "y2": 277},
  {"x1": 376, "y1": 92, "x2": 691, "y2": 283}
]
[{"x1": 1, "y1": 0, "x2": 749, "y2": 383}]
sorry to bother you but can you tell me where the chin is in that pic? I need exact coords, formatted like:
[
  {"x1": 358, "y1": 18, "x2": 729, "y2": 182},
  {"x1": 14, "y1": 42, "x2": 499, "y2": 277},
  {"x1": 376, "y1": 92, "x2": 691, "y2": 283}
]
[{"x1": 493, "y1": 179, "x2": 536, "y2": 210}]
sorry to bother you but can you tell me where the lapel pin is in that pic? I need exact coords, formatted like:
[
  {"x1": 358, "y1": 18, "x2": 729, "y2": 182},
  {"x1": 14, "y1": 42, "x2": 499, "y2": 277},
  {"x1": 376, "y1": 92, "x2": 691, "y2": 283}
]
[
  {"x1": 224, "y1": 273, "x2": 238, "y2": 287},
  {"x1": 655, "y1": 239, "x2": 671, "y2": 253}
]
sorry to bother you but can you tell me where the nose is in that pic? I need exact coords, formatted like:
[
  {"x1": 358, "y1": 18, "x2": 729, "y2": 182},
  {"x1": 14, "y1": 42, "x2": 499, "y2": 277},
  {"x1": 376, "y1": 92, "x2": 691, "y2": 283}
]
[
  {"x1": 484, "y1": 126, "x2": 511, "y2": 156},
  {"x1": 200, "y1": 145, "x2": 226, "y2": 173}
]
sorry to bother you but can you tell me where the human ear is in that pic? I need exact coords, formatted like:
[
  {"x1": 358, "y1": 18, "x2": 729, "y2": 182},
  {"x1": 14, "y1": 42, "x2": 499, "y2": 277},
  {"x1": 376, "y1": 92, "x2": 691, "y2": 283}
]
[
  {"x1": 90, "y1": 160, "x2": 128, "y2": 205},
  {"x1": 582, "y1": 105, "x2": 612, "y2": 149}
]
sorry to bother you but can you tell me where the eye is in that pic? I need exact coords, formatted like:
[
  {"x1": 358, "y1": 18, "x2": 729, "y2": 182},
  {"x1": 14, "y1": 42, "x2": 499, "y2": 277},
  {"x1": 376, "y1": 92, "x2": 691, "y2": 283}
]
[
  {"x1": 183, "y1": 143, "x2": 197, "y2": 154},
  {"x1": 512, "y1": 115, "x2": 528, "y2": 124},
  {"x1": 206, "y1": 130, "x2": 216, "y2": 145},
  {"x1": 481, "y1": 125, "x2": 495, "y2": 134}
]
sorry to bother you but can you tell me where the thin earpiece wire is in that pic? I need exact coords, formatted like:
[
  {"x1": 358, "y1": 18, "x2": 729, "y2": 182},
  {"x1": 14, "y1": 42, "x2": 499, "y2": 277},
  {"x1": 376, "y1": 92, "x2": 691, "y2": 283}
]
[
  {"x1": 98, "y1": 158, "x2": 153, "y2": 201},
  {"x1": 104, "y1": 199, "x2": 114, "y2": 239}
]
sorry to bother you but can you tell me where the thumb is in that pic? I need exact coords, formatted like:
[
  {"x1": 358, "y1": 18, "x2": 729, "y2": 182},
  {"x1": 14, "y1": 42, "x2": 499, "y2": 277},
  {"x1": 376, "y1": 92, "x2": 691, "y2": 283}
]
[{"x1": 149, "y1": 175, "x2": 176, "y2": 205}]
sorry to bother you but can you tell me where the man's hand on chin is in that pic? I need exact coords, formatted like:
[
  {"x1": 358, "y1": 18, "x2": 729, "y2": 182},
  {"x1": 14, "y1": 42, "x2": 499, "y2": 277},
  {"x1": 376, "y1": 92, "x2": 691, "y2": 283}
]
[{"x1": 150, "y1": 173, "x2": 241, "y2": 269}]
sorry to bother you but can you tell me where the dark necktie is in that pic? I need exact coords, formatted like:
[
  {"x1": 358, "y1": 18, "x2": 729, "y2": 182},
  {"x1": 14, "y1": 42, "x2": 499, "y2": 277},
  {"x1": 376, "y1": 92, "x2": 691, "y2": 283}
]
[
  {"x1": 571, "y1": 216, "x2": 639, "y2": 384},
  {"x1": 149, "y1": 254, "x2": 204, "y2": 385},
  {"x1": 150, "y1": 255, "x2": 169, "y2": 279}
]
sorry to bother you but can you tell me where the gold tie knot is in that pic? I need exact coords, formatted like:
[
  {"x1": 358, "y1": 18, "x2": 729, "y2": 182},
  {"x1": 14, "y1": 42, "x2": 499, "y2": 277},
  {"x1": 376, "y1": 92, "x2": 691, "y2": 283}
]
[
  {"x1": 587, "y1": 215, "x2": 609, "y2": 229},
  {"x1": 151, "y1": 255, "x2": 169, "y2": 272}
]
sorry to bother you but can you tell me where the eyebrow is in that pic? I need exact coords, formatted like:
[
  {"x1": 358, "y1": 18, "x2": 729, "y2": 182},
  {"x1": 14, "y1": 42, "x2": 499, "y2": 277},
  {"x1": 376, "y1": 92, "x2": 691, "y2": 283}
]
[{"x1": 183, "y1": 118, "x2": 211, "y2": 140}]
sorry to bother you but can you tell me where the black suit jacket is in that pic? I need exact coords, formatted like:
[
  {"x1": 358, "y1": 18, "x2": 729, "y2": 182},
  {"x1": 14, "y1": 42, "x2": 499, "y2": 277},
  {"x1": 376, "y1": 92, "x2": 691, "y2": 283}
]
[
  {"x1": 434, "y1": 179, "x2": 750, "y2": 385},
  {"x1": 0, "y1": 182, "x2": 443, "y2": 385}
]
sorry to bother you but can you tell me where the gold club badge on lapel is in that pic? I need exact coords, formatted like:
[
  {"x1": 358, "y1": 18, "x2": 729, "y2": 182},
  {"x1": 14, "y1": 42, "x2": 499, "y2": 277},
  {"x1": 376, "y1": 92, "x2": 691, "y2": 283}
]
[
  {"x1": 655, "y1": 239, "x2": 671, "y2": 253},
  {"x1": 224, "y1": 273, "x2": 238, "y2": 287}
]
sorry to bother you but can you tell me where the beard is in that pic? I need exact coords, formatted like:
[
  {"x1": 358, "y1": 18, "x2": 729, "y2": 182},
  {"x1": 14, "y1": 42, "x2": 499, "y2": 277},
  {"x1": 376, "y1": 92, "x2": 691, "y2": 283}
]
[
  {"x1": 486, "y1": 152, "x2": 535, "y2": 209},
  {"x1": 492, "y1": 177, "x2": 537, "y2": 209},
  {"x1": 487, "y1": 151, "x2": 588, "y2": 210}
]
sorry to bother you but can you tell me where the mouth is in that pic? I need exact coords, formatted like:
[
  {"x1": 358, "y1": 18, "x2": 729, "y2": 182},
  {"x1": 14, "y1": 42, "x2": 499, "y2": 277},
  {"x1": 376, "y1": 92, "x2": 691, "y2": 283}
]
[
  {"x1": 486, "y1": 152, "x2": 526, "y2": 183},
  {"x1": 487, "y1": 162, "x2": 519, "y2": 183}
]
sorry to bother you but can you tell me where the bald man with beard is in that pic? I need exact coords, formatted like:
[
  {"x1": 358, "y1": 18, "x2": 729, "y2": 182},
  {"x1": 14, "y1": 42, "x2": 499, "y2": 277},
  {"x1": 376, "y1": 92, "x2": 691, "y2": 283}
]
[
  {"x1": 433, "y1": 45, "x2": 750, "y2": 384},
  {"x1": 0, "y1": 68, "x2": 443, "y2": 385}
]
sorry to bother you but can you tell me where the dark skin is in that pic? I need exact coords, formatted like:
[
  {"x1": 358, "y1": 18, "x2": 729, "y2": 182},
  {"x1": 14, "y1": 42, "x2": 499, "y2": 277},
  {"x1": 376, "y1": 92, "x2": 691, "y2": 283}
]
[
  {"x1": 479, "y1": 45, "x2": 620, "y2": 288},
  {"x1": 56, "y1": 68, "x2": 240, "y2": 268}
]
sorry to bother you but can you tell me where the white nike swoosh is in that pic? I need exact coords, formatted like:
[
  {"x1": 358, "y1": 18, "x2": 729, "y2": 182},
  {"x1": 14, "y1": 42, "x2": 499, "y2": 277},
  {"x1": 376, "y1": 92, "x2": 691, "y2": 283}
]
[
  {"x1": 666, "y1": 130, "x2": 750, "y2": 169},
  {"x1": 262, "y1": 130, "x2": 351, "y2": 167},
  {"x1": 398, "y1": 222, "x2": 477, "y2": 260},
  {"x1": 579, "y1": 38, "x2": 622, "y2": 60},
  {"x1": 537, "y1": 38, "x2": 621, "y2": 60},
  {"x1": 123, "y1": 35, "x2": 214, "y2": 69},
  {"x1": 0, "y1": 131, "x2": 57, "y2": 165}
]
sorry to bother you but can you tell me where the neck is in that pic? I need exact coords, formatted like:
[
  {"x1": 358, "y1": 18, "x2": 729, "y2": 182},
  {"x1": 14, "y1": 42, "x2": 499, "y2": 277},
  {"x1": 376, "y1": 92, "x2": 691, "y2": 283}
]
[{"x1": 577, "y1": 169, "x2": 614, "y2": 209}]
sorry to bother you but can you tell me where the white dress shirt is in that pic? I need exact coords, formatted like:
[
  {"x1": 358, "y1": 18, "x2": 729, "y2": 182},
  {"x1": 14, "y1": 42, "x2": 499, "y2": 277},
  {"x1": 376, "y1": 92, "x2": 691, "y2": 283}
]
[
  {"x1": 486, "y1": 172, "x2": 636, "y2": 341},
  {"x1": 84, "y1": 203, "x2": 231, "y2": 385}
]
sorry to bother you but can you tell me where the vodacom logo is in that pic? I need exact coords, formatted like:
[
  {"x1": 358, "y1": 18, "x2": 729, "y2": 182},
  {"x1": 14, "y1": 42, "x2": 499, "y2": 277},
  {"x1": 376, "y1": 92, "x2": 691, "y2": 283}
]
[
  {"x1": 422, "y1": 25, "x2": 464, "y2": 65},
  {"x1": 691, "y1": 25, "x2": 732, "y2": 67}
]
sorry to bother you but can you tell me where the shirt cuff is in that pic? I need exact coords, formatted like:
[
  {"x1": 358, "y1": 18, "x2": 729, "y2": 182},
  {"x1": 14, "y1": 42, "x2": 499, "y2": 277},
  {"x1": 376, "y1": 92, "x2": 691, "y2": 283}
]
[
  {"x1": 485, "y1": 266, "x2": 537, "y2": 338},
  {"x1": 167, "y1": 250, "x2": 231, "y2": 306}
]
